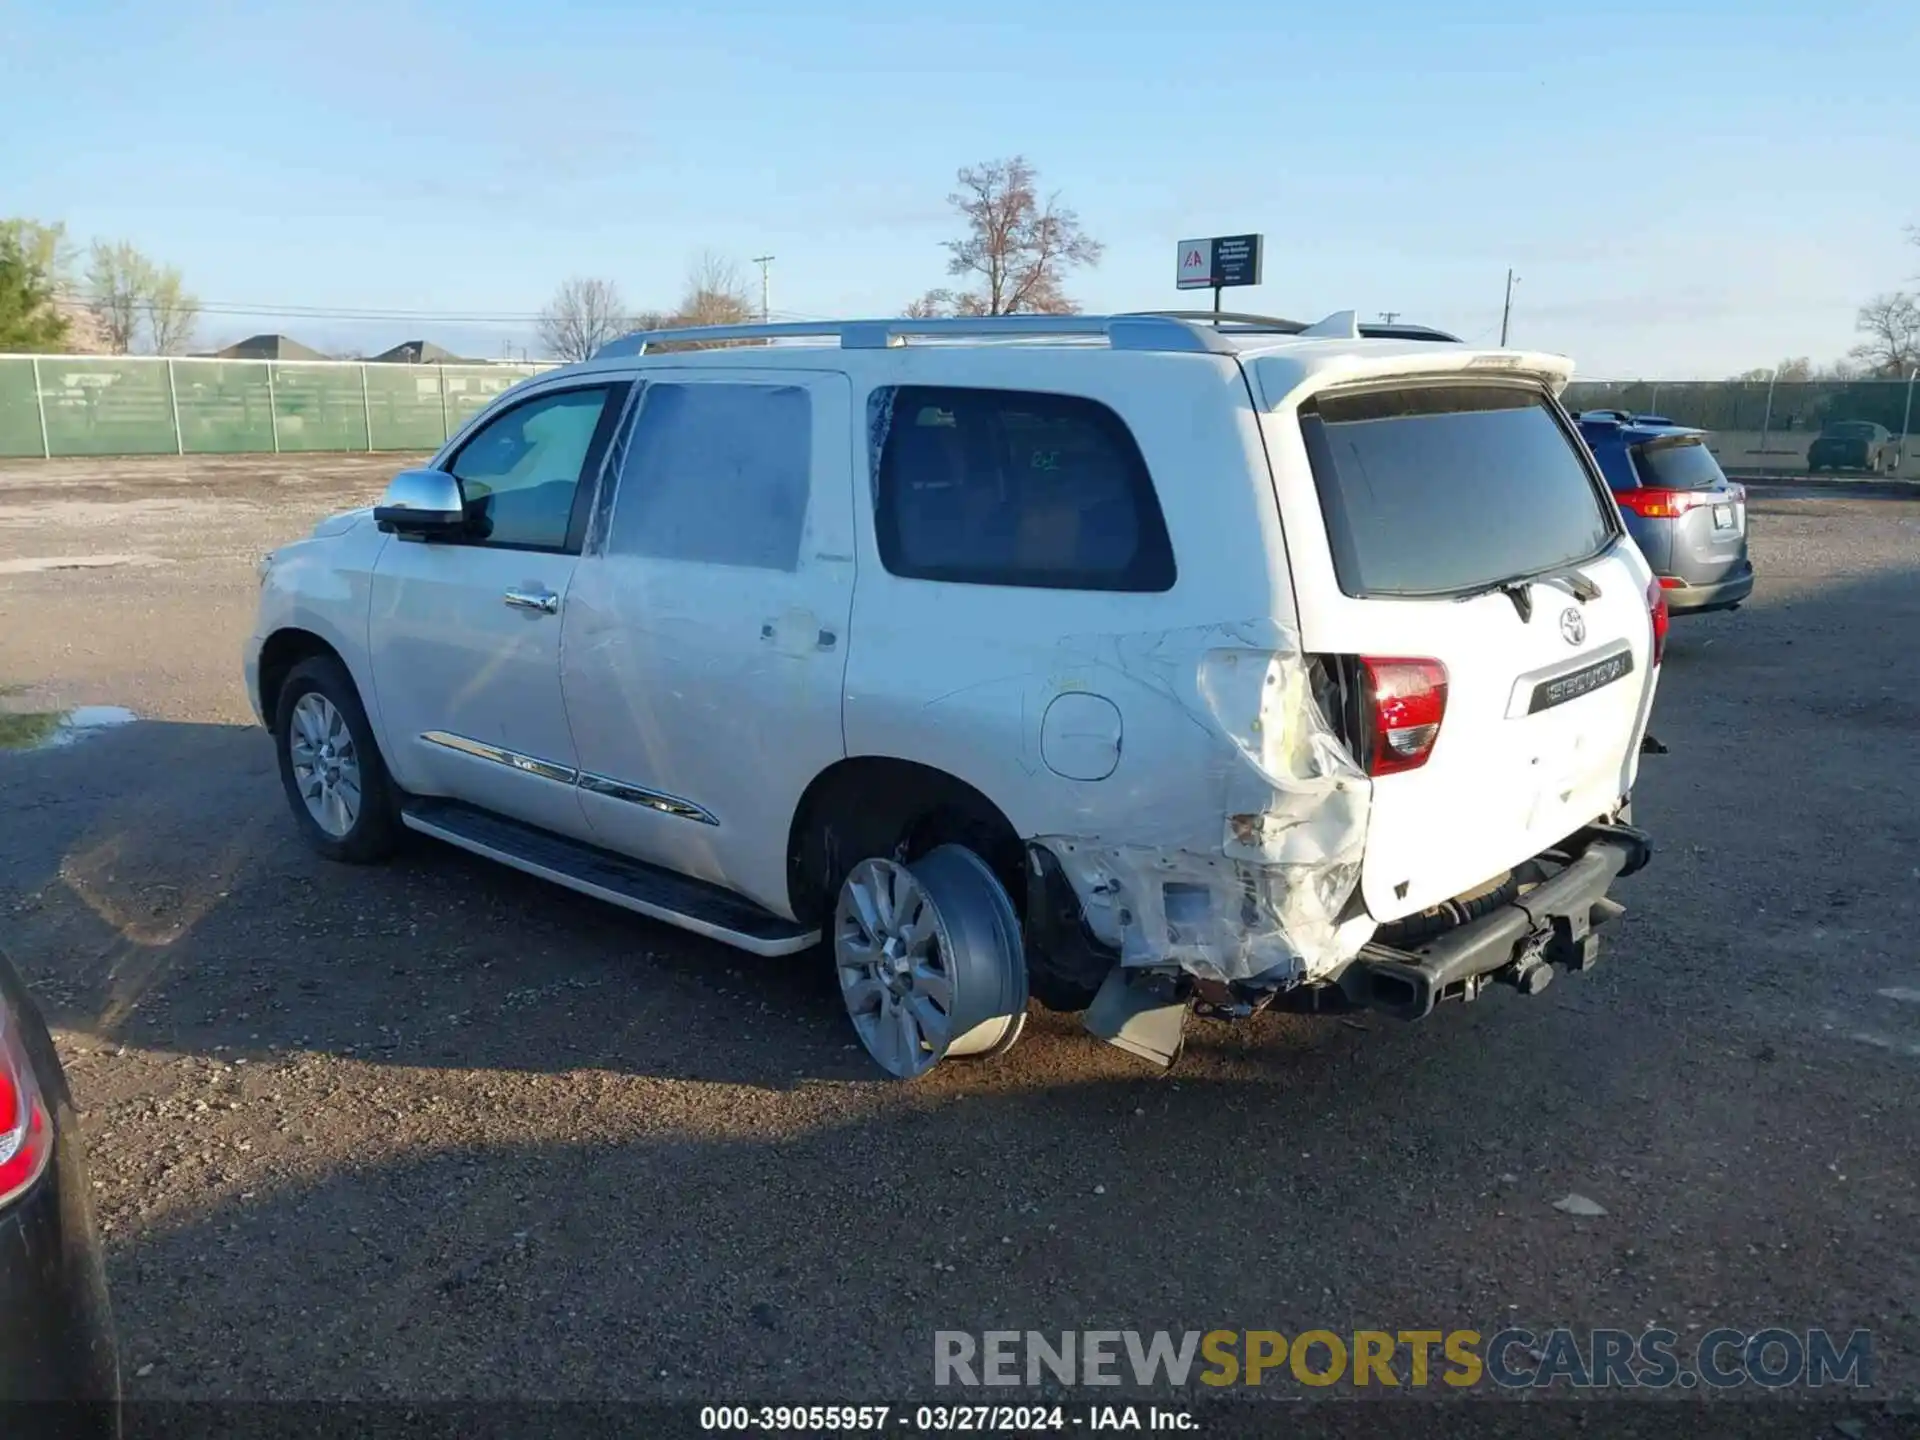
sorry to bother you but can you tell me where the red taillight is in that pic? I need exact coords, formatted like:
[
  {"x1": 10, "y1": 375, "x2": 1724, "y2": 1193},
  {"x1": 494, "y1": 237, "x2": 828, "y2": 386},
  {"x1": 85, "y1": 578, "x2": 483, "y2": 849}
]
[
  {"x1": 1615, "y1": 487, "x2": 1708, "y2": 519},
  {"x1": 1360, "y1": 657, "x2": 1449, "y2": 777},
  {"x1": 0, "y1": 1009, "x2": 53, "y2": 1209},
  {"x1": 1647, "y1": 577, "x2": 1670, "y2": 666}
]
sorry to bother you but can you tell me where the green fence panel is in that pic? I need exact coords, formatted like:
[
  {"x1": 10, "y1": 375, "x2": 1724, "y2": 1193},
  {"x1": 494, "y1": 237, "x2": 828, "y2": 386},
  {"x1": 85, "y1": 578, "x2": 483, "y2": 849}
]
[
  {"x1": 441, "y1": 365, "x2": 534, "y2": 437},
  {"x1": 174, "y1": 360, "x2": 276, "y2": 454},
  {"x1": 1565, "y1": 379, "x2": 1916, "y2": 437},
  {"x1": 2, "y1": 357, "x2": 556, "y2": 458},
  {"x1": 365, "y1": 365, "x2": 451, "y2": 451},
  {"x1": 38, "y1": 357, "x2": 177, "y2": 457},
  {"x1": 273, "y1": 364, "x2": 371, "y2": 452},
  {"x1": 0, "y1": 358, "x2": 44, "y2": 458}
]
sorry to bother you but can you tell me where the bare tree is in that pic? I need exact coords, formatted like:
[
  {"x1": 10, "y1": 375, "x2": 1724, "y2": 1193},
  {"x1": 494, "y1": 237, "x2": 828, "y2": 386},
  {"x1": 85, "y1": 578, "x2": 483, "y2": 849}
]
[
  {"x1": 678, "y1": 251, "x2": 756, "y2": 327},
  {"x1": 86, "y1": 240, "x2": 151, "y2": 354},
  {"x1": 630, "y1": 255, "x2": 759, "y2": 351},
  {"x1": 1849, "y1": 292, "x2": 1920, "y2": 376},
  {"x1": 144, "y1": 264, "x2": 200, "y2": 354},
  {"x1": 538, "y1": 277, "x2": 629, "y2": 362},
  {"x1": 912, "y1": 157, "x2": 1103, "y2": 317}
]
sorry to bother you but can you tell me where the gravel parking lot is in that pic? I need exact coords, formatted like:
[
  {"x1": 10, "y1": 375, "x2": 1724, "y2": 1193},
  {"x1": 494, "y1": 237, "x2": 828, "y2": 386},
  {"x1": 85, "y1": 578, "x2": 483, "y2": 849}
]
[{"x1": 1, "y1": 454, "x2": 1918, "y2": 1416}]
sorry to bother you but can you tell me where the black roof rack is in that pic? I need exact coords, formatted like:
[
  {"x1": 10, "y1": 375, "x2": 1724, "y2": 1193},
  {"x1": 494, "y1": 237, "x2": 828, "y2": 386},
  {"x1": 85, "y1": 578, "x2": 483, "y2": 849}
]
[
  {"x1": 1126, "y1": 311, "x2": 1461, "y2": 343},
  {"x1": 1357, "y1": 322, "x2": 1463, "y2": 343}
]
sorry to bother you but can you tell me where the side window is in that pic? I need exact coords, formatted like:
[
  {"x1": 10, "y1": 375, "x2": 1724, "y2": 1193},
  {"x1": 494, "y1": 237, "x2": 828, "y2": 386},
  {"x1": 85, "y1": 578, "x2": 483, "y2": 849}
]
[
  {"x1": 446, "y1": 386, "x2": 617, "y2": 550},
  {"x1": 604, "y1": 382, "x2": 812, "y2": 571},
  {"x1": 872, "y1": 386, "x2": 1175, "y2": 592},
  {"x1": 1590, "y1": 441, "x2": 1638, "y2": 493}
]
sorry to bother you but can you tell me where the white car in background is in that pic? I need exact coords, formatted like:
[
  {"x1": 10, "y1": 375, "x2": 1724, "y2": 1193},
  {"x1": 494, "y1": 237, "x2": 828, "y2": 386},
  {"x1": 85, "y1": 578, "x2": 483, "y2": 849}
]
[{"x1": 245, "y1": 310, "x2": 1660, "y2": 1076}]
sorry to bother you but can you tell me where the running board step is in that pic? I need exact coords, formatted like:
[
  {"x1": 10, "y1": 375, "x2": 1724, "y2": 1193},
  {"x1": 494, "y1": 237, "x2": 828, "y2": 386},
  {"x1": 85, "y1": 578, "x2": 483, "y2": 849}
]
[{"x1": 400, "y1": 798, "x2": 819, "y2": 957}]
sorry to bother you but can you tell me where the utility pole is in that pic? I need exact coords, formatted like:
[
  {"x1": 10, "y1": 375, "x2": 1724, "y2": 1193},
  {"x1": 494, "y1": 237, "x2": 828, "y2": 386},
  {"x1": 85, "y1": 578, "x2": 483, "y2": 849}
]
[
  {"x1": 1901, "y1": 365, "x2": 1918, "y2": 473},
  {"x1": 1378, "y1": 311, "x2": 1401, "y2": 324},
  {"x1": 751, "y1": 255, "x2": 775, "y2": 325},
  {"x1": 1499, "y1": 268, "x2": 1518, "y2": 346},
  {"x1": 1758, "y1": 364, "x2": 1780, "y2": 462}
]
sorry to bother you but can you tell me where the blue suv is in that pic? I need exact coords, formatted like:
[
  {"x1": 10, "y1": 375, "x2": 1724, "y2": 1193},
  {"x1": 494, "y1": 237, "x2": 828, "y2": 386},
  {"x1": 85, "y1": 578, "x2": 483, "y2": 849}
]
[{"x1": 1574, "y1": 411, "x2": 1754, "y2": 615}]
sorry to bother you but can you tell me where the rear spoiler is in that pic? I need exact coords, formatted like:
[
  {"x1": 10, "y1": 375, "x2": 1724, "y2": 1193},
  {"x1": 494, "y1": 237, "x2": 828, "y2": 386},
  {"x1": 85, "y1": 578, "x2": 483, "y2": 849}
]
[{"x1": 1245, "y1": 348, "x2": 1577, "y2": 413}]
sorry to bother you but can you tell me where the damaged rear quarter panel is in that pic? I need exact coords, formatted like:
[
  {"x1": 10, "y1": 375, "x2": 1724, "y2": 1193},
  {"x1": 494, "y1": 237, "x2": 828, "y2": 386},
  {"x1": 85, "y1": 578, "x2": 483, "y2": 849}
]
[{"x1": 841, "y1": 347, "x2": 1375, "y2": 987}]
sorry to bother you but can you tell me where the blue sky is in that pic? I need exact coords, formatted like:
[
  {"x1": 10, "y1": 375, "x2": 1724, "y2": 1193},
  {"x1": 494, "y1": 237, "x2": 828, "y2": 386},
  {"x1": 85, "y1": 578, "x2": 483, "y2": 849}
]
[{"x1": 4, "y1": 0, "x2": 1915, "y2": 376}]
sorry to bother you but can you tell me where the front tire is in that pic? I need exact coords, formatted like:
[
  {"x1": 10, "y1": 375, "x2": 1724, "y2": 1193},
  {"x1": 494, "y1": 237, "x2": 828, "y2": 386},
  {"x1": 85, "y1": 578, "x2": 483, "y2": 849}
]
[
  {"x1": 274, "y1": 656, "x2": 400, "y2": 864},
  {"x1": 832, "y1": 846, "x2": 1027, "y2": 1079}
]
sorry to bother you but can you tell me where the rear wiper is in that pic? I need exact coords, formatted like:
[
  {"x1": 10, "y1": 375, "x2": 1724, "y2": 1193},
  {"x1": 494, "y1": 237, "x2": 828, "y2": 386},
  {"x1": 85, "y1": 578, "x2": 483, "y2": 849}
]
[
  {"x1": 1456, "y1": 577, "x2": 1537, "y2": 621},
  {"x1": 1536, "y1": 567, "x2": 1602, "y2": 603},
  {"x1": 1455, "y1": 567, "x2": 1601, "y2": 622}
]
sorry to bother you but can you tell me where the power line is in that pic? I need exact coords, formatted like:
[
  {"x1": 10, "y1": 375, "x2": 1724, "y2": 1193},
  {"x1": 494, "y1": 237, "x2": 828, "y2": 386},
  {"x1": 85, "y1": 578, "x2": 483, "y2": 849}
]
[{"x1": 52, "y1": 286, "x2": 832, "y2": 328}]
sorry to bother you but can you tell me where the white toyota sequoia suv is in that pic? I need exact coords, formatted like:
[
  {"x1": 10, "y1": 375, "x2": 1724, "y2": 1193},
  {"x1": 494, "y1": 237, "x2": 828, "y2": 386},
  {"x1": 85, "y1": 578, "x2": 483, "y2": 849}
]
[{"x1": 246, "y1": 311, "x2": 1662, "y2": 1075}]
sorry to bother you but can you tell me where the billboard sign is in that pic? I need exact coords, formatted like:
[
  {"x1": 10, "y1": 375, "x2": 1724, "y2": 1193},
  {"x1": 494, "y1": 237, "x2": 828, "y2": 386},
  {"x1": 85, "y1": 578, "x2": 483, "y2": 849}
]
[{"x1": 1175, "y1": 234, "x2": 1264, "y2": 291}]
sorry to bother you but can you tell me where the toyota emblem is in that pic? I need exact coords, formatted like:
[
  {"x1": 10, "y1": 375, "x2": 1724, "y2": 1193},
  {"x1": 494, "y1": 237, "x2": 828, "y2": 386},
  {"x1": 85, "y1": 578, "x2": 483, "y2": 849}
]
[{"x1": 1560, "y1": 607, "x2": 1587, "y2": 646}]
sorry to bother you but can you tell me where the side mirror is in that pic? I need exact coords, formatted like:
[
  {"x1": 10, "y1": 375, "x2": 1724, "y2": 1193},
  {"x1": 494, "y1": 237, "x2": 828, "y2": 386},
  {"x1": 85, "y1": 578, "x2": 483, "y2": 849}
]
[{"x1": 373, "y1": 469, "x2": 467, "y2": 538}]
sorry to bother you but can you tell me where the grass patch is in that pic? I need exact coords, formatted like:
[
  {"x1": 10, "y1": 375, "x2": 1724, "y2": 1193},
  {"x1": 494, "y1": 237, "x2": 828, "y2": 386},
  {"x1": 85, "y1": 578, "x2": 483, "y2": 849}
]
[{"x1": 0, "y1": 710, "x2": 61, "y2": 750}]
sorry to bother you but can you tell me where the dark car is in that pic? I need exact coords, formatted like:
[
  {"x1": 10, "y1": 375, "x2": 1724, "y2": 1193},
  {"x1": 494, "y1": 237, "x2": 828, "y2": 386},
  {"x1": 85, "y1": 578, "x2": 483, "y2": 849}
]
[
  {"x1": 1575, "y1": 411, "x2": 1754, "y2": 614},
  {"x1": 0, "y1": 946, "x2": 119, "y2": 1436},
  {"x1": 1808, "y1": 420, "x2": 1898, "y2": 474}
]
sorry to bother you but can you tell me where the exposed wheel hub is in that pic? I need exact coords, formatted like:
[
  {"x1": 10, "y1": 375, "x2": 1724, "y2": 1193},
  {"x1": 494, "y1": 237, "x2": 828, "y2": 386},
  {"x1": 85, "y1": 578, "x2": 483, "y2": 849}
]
[{"x1": 833, "y1": 848, "x2": 1029, "y2": 1080}]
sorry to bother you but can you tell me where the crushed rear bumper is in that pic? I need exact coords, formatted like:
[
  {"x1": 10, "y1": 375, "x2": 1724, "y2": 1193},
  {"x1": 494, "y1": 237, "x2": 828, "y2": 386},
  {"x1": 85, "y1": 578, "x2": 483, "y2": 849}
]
[{"x1": 1332, "y1": 823, "x2": 1653, "y2": 1021}]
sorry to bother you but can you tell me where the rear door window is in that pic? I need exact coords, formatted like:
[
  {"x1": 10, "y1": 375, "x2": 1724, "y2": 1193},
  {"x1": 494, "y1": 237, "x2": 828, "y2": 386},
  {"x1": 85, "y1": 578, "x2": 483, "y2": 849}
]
[
  {"x1": 605, "y1": 382, "x2": 812, "y2": 571},
  {"x1": 1299, "y1": 383, "x2": 1617, "y2": 598},
  {"x1": 872, "y1": 386, "x2": 1176, "y2": 592},
  {"x1": 1632, "y1": 437, "x2": 1726, "y2": 491}
]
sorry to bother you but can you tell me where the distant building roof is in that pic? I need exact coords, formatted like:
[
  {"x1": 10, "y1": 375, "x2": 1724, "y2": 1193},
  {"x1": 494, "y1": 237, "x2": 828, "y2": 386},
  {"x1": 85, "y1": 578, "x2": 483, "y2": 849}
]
[
  {"x1": 368, "y1": 339, "x2": 473, "y2": 365},
  {"x1": 212, "y1": 334, "x2": 326, "y2": 361}
]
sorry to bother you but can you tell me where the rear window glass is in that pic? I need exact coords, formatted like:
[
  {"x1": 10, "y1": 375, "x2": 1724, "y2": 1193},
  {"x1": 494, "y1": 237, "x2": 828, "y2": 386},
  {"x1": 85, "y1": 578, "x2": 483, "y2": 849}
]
[
  {"x1": 1632, "y1": 437, "x2": 1725, "y2": 491},
  {"x1": 873, "y1": 386, "x2": 1175, "y2": 592},
  {"x1": 1299, "y1": 384, "x2": 1616, "y2": 598},
  {"x1": 1823, "y1": 422, "x2": 1876, "y2": 439}
]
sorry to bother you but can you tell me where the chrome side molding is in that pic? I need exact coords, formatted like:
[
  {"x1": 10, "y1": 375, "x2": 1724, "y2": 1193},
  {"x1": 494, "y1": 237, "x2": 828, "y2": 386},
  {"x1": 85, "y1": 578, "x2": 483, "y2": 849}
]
[
  {"x1": 578, "y1": 771, "x2": 718, "y2": 826},
  {"x1": 421, "y1": 730, "x2": 577, "y2": 785},
  {"x1": 420, "y1": 732, "x2": 719, "y2": 825}
]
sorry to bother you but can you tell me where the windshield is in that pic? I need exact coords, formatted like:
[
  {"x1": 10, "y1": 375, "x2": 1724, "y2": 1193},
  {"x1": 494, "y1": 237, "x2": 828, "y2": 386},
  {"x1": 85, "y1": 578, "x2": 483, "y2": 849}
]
[
  {"x1": 1299, "y1": 383, "x2": 1616, "y2": 598},
  {"x1": 1633, "y1": 436, "x2": 1726, "y2": 491}
]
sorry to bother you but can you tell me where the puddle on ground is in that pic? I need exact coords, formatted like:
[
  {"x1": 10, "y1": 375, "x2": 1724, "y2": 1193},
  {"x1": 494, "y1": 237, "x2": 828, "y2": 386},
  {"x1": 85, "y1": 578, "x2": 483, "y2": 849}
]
[
  {"x1": 0, "y1": 553, "x2": 163, "y2": 575},
  {"x1": 0, "y1": 705, "x2": 139, "y2": 751}
]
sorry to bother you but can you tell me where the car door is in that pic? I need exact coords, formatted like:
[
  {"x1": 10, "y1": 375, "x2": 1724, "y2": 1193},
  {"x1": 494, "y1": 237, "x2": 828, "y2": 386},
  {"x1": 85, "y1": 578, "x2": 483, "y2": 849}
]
[
  {"x1": 368, "y1": 379, "x2": 630, "y2": 839},
  {"x1": 561, "y1": 368, "x2": 854, "y2": 916}
]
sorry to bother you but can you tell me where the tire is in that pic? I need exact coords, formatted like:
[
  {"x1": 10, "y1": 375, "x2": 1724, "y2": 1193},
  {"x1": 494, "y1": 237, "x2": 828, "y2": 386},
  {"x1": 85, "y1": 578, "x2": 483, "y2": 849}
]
[
  {"x1": 273, "y1": 655, "x2": 400, "y2": 864},
  {"x1": 830, "y1": 844, "x2": 1028, "y2": 1079}
]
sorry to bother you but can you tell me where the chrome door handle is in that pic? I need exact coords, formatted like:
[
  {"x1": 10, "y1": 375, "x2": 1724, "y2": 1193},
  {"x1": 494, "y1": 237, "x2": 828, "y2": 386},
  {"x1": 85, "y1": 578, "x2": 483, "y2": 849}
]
[{"x1": 503, "y1": 588, "x2": 560, "y2": 615}]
